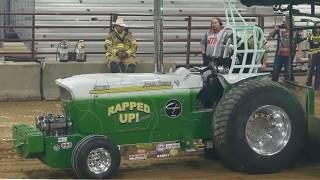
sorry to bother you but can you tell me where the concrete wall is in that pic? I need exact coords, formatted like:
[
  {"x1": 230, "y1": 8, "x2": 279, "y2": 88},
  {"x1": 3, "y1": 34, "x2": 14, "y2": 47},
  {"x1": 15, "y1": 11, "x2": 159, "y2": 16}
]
[
  {"x1": 42, "y1": 60, "x2": 176, "y2": 100},
  {"x1": 135, "y1": 61, "x2": 176, "y2": 73},
  {"x1": 42, "y1": 61, "x2": 107, "y2": 100},
  {"x1": 0, "y1": 62, "x2": 41, "y2": 101}
]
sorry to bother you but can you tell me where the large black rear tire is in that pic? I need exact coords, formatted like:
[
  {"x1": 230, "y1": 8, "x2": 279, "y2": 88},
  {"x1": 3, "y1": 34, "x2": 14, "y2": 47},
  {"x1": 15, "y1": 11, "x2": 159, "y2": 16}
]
[{"x1": 213, "y1": 79, "x2": 305, "y2": 173}]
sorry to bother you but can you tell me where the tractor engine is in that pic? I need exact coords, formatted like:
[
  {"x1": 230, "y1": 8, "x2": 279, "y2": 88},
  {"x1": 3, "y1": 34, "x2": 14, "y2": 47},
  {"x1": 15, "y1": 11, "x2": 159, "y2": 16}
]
[{"x1": 36, "y1": 114, "x2": 72, "y2": 136}]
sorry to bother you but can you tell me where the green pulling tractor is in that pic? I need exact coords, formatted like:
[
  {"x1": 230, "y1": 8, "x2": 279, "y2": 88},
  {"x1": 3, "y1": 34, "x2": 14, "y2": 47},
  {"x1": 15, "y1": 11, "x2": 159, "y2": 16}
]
[{"x1": 12, "y1": 1, "x2": 320, "y2": 179}]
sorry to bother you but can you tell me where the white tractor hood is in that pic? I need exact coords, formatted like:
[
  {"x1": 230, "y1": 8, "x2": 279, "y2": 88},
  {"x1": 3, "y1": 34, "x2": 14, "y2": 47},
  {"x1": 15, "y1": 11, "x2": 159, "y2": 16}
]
[{"x1": 55, "y1": 67, "x2": 203, "y2": 99}]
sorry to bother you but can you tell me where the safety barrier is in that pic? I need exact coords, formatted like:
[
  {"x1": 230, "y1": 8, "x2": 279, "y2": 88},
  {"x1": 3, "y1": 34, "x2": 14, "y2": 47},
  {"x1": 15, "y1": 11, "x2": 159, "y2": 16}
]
[{"x1": 0, "y1": 62, "x2": 41, "y2": 101}]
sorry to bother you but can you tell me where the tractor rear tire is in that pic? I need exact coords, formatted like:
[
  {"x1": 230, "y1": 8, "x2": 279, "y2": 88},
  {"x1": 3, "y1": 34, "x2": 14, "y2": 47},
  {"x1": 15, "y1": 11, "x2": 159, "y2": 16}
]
[
  {"x1": 213, "y1": 79, "x2": 305, "y2": 173},
  {"x1": 72, "y1": 135, "x2": 120, "y2": 179}
]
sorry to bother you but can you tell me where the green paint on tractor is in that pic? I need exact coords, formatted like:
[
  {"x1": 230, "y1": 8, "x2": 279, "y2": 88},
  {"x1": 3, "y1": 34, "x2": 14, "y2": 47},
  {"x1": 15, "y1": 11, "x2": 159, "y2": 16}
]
[{"x1": 10, "y1": 4, "x2": 320, "y2": 177}]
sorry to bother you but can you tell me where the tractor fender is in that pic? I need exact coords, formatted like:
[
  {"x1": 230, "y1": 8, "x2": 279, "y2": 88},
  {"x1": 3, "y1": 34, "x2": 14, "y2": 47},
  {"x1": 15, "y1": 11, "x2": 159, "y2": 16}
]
[{"x1": 217, "y1": 73, "x2": 269, "y2": 89}]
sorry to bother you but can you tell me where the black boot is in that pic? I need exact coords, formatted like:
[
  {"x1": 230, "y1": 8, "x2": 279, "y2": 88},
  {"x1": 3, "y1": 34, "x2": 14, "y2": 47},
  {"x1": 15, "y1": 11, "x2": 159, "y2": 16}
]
[
  {"x1": 110, "y1": 62, "x2": 120, "y2": 73},
  {"x1": 127, "y1": 64, "x2": 136, "y2": 73}
]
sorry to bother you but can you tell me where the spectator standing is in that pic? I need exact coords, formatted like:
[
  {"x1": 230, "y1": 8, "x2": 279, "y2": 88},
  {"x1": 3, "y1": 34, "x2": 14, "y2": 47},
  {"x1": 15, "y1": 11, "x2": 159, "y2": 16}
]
[
  {"x1": 306, "y1": 23, "x2": 320, "y2": 90},
  {"x1": 200, "y1": 17, "x2": 224, "y2": 66},
  {"x1": 268, "y1": 16, "x2": 304, "y2": 82}
]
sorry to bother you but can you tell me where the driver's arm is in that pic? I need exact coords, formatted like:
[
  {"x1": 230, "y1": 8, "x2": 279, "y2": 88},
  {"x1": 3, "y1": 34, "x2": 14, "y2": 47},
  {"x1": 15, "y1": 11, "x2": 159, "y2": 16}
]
[{"x1": 262, "y1": 53, "x2": 268, "y2": 69}]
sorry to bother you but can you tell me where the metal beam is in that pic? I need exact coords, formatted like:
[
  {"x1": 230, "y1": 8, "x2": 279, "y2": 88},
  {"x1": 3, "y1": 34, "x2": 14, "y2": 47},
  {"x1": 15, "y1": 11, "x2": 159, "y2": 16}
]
[
  {"x1": 0, "y1": 0, "x2": 4, "y2": 49},
  {"x1": 154, "y1": 0, "x2": 164, "y2": 73},
  {"x1": 288, "y1": 5, "x2": 294, "y2": 81}
]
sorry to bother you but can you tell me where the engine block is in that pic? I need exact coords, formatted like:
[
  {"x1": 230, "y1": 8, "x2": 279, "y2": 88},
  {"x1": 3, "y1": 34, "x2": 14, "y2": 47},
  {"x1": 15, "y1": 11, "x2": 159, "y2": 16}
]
[{"x1": 36, "y1": 114, "x2": 72, "y2": 136}]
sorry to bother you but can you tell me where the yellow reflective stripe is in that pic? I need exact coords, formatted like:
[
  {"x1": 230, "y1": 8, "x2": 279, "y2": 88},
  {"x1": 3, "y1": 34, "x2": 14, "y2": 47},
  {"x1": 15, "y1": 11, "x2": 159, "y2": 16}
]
[
  {"x1": 112, "y1": 49, "x2": 118, "y2": 55},
  {"x1": 310, "y1": 48, "x2": 320, "y2": 51},
  {"x1": 90, "y1": 85, "x2": 173, "y2": 94},
  {"x1": 309, "y1": 48, "x2": 320, "y2": 54},
  {"x1": 126, "y1": 50, "x2": 133, "y2": 55},
  {"x1": 309, "y1": 35, "x2": 320, "y2": 42},
  {"x1": 105, "y1": 40, "x2": 112, "y2": 45},
  {"x1": 115, "y1": 44, "x2": 125, "y2": 48}
]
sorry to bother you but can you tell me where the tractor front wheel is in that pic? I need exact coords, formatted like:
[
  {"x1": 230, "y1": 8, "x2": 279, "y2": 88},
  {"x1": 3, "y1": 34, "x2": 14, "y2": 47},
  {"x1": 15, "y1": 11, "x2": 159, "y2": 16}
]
[{"x1": 71, "y1": 135, "x2": 120, "y2": 179}]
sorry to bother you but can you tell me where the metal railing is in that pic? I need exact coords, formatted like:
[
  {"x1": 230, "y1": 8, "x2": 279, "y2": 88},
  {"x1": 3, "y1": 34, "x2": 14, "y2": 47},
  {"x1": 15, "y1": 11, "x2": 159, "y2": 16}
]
[
  {"x1": 0, "y1": 12, "x2": 266, "y2": 67},
  {"x1": 3, "y1": 11, "x2": 313, "y2": 72}
]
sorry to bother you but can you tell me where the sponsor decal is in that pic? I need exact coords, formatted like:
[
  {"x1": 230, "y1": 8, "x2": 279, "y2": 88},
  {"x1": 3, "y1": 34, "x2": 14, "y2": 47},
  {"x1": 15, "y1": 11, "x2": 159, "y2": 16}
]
[
  {"x1": 169, "y1": 149, "x2": 178, "y2": 156},
  {"x1": 147, "y1": 150, "x2": 157, "y2": 156},
  {"x1": 136, "y1": 149, "x2": 147, "y2": 154},
  {"x1": 165, "y1": 142, "x2": 180, "y2": 150},
  {"x1": 156, "y1": 154, "x2": 170, "y2": 158},
  {"x1": 143, "y1": 81, "x2": 172, "y2": 88},
  {"x1": 60, "y1": 142, "x2": 72, "y2": 150},
  {"x1": 53, "y1": 144, "x2": 60, "y2": 151},
  {"x1": 90, "y1": 81, "x2": 172, "y2": 94},
  {"x1": 185, "y1": 148, "x2": 197, "y2": 152},
  {"x1": 119, "y1": 142, "x2": 183, "y2": 160},
  {"x1": 156, "y1": 143, "x2": 166, "y2": 153},
  {"x1": 193, "y1": 139, "x2": 205, "y2": 149},
  {"x1": 135, "y1": 143, "x2": 153, "y2": 149},
  {"x1": 58, "y1": 137, "x2": 67, "y2": 143},
  {"x1": 193, "y1": 139, "x2": 203, "y2": 144},
  {"x1": 165, "y1": 99, "x2": 182, "y2": 118},
  {"x1": 107, "y1": 101, "x2": 151, "y2": 124},
  {"x1": 93, "y1": 84, "x2": 110, "y2": 90},
  {"x1": 129, "y1": 154, "x2": 147, "y2": 160}
]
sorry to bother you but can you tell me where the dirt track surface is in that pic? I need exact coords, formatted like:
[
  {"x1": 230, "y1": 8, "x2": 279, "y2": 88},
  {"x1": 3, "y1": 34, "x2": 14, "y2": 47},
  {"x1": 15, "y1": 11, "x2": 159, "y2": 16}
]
[{"x1": 1, "y1": 101, "x2": 320, "y2": 179}]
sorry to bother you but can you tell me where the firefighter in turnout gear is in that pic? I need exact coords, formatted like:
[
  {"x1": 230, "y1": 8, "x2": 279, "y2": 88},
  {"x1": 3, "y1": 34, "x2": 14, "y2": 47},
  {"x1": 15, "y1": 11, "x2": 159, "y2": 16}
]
[
  {"x1": 105, "y1": 18, "x2": 138, "y2": 73},
  {"x1": 306, "y1": 23, "x2": 320, "y2": 90}
]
